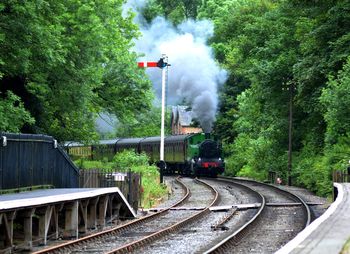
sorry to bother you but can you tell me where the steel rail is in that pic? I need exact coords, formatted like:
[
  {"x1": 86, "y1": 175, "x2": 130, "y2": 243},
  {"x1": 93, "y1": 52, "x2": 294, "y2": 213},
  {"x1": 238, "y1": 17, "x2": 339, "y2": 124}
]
[
  {"x1": 204, "y1": 176, "x2": 312, "y2": 253},
  {"x1": 203, "y1": 177, "x2": 266, "y2": 253},
  {"x1": 33, "y1": 177, "x2": 190, "y2": 254},
  {"x1": 106, "y1": 178, "x2": 219, "y2": 254},
  {"x1": 223, "y1": 176, "x2": 311, "y2": 227}
]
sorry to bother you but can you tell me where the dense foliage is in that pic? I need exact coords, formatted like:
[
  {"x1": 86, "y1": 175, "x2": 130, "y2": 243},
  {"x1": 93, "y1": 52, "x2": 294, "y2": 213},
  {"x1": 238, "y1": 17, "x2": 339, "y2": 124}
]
[
  {"x1": 142, "y1": 0, "x2": 201, "y2": 24},
  {"x1": 141, "y1": 0, "x2": 350, "y2": 196},
  {"x1": 0, "y1": 91, "x2": 35, "y2": 132},
  {"x1": 114, "y1": 104, "x2": 172, "y2": 137},
  {"x1": 203, "y1": 0, "x2": 350, "y2": 195},
  {"x1": 0, "y1": 0, "x2": 153, "y2": 142}
]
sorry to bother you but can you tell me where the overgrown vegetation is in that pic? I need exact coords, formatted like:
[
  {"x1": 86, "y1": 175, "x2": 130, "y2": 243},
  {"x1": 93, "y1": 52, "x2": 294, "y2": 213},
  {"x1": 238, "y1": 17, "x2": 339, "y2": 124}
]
[
  {"x1": 78, "y1": 150, "x2": 167, "y2": 208},
  {"x1": 140, "y1": 0, "x2": 350, "y2": 197},
  {"x1": 212, "y1": 0, "x2": 350, "y2": 196},
  {"x1": 114, "y1": 150, "x2": 167, "y2": 208},
  {"x1": 76, "y1": 159, "x2": 115, "y2": 172}
]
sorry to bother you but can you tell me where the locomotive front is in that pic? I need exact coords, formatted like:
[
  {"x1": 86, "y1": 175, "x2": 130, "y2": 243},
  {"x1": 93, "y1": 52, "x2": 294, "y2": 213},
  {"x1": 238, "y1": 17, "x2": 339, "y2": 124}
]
[{"x1": 194, "y1": 139, "x2": 224, "y2": 177}]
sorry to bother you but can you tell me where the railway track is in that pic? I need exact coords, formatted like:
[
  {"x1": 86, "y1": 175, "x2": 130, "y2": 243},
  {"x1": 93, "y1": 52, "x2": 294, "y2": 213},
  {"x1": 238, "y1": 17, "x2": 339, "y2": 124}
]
[
  {"x1": 33, "y1": 177, "x2": 218, "y2": 254},
  {"x1": 205, "y1": 176, "x2": 311, "y2": 253},
  {"x1": 32, "y1": 176, "x2": 314, "y2": 254},
  {"x1": 137, "y1": 176, "x2": 312, "y2": 254},
  {"x1": 138, "y1": 177, "x2": 264, "y2": 254}
]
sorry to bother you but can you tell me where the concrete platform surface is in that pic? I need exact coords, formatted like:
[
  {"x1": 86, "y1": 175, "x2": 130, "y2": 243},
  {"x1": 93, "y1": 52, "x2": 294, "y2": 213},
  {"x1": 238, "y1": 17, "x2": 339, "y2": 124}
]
[
  {"x1": 276, "y1": 183, "x2": 350, "y2": 254},
  {"x1": 0, "y1": 188, "x2": 136, "y2": 217}
]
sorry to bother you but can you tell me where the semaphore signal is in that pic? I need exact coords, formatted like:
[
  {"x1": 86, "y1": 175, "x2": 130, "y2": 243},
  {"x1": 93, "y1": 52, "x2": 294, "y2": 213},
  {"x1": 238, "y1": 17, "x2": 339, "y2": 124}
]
[
  {"x1": 137, "y1": 62, "x2": 158, "y2": 68},
  {"x1": 137, "y1": 55, "x2": 169, "y2": 183},
  {"x1": 137, "y1": 58, "x2": 169, "y2": 69}
]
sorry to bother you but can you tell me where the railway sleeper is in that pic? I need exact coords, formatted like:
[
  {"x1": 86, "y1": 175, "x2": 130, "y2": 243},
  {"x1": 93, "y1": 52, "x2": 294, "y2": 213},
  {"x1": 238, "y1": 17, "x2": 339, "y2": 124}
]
[{"x1": 211, "y1": 207, "x2": 237, "y2": 231}]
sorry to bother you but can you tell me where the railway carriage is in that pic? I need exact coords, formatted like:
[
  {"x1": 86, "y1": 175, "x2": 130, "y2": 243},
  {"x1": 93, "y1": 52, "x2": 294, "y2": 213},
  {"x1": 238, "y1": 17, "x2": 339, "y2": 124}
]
[
  {"x1": 139, "y1": 136, "x2": 161, "y2": 162},
  {"x1": 163, "y1": 134, "x2": 199, "y2": 175},
  {"x1": 64, "y1": 133, "x2": 224, "y2": 177},
  {"x1": 116, "y1": 138, "x2": 143, "y2": 154},
  {"x1": 92, "y1": 139, "x2": 118, "y2": 161},
  {"x1": 64, "y1": 141, "x2": 92, "y2": 160}
]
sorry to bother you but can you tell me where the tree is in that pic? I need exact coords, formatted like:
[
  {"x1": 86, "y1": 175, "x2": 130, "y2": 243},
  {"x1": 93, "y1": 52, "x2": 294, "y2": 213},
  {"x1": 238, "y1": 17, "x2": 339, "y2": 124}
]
[
  {"x1": 0, "y1": 91, "x2": 35, "y2": 132},
  {"x1": 144, "y1": 0, "x2": 202, "y2": 24},
  {"x1": 141, "y1": 0, "x2": 163, "y2": 24},
  {"x1": 115, "y1": 105, "x2": 171, "y2": 137},
  {"x1": 0, "y1": 0, "x2": 153, "y2": 142},
  {"x1": 206, "y1": 0, "x2": 350, "y2": 195},
  {"x1": 321, "y1": 57, "x2": 350, "y2": 145}
]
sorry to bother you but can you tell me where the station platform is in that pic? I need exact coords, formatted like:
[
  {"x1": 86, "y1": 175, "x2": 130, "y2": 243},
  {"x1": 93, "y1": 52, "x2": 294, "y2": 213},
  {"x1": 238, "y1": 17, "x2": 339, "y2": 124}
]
[
  {"x1": 276, "y1": 183, "x2": 350, "y2": 254},
  {"x1": 0, "y1": 188, "x2": 136, "y2": 252}
]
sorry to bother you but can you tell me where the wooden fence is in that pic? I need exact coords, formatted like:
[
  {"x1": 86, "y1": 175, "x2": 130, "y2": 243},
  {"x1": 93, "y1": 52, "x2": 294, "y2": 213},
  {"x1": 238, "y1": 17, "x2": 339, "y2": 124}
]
[
  {"x1": 333, "y1": 170, "x2": 350, "y2": 183},
  {"x1": 79, "y1": 169, "x2": 141, "y2": 211}
]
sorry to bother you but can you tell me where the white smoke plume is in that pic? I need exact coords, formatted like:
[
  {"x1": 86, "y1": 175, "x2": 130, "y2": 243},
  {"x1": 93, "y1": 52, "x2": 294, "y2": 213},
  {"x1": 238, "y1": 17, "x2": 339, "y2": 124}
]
[{"x1": 125, "y1": 1, "x2": 227, "y2": 132}]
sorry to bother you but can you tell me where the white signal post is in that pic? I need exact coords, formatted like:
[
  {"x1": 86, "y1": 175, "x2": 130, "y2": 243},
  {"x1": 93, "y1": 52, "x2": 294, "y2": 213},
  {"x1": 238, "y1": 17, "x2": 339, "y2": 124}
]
[
  {"x1": 138, "y1": 55, "x2": 169, "y2": 178},
  {"x1": 160, "y1": 55, "x2": 168, "y2": 161}
]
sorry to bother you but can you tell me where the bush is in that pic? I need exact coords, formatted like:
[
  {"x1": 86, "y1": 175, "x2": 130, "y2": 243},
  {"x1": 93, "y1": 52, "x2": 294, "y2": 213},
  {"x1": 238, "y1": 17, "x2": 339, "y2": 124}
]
[
  {"x1": 224, "y1": 133, "x2": 287, "y2": 182},
  {"x1": 77, "y1": 150, "x2": 168, "y2": 208},
  {"x1": 112, "y1": 150, "x2": 167, "y2": 208},
  {"x1": 76, "y1": 159, "x2": 115, "y2": 171},
  {"x1": 292, "y1": 138, "x2": 350, "y2": 197}
]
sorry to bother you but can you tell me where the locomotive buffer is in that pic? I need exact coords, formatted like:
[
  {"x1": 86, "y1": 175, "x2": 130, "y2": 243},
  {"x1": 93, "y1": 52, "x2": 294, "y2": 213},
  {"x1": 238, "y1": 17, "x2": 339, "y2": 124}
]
[{"x1": 138, "y1": 55, "x2": 170, "y2": 183}]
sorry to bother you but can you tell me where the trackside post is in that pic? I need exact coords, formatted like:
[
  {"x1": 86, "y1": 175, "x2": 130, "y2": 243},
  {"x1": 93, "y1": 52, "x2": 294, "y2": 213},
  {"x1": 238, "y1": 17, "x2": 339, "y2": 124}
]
[{"x1": 138, "y1": 55, "x2": 170, "y2": 183}]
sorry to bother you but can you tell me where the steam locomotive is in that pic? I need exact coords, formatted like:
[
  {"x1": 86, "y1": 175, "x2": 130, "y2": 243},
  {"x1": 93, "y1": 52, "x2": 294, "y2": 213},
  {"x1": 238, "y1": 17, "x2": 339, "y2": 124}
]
[{"x1": 65, "y1": 133, "x2": 224, "y2": 177}]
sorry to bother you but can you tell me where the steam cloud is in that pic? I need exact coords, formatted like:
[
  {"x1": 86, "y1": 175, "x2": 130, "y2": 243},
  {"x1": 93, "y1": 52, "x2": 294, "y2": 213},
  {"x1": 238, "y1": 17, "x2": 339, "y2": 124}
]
[{"x1": 125, "y1": 1, "x2": 227, "y2": 132}]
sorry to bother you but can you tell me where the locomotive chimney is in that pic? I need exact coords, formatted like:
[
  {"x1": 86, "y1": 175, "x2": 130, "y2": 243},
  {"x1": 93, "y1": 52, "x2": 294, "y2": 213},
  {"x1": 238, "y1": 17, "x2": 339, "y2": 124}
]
[{"x1": 205, "y1": 133, "x2": 210, "y2": 139}]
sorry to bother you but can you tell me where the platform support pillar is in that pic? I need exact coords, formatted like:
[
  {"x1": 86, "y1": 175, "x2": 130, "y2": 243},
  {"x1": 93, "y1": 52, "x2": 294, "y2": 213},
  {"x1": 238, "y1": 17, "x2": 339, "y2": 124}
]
[
  {"x1": 112, "y1": 198, "x2": 122, "y2": 222},
  {"x1": 64, "y1": 201, "x2": 78, "y2": 239},
  {"x1": 79, "y1": 200, "x2": 89, "y2": 234},
  {"x1": 7, "y1": 211, "x2": 16, "y2": 245},
  {"x1": 53, "y1": 205, "x2": 61, "y2": 240},
  {"x1": 37, "y1": 206, "x2": 54, "y2": 245},
  {"x1": 23, "y1": 208, "x2": 35, "y2": 249},
  {"x1": 87, "y1": 197, "x2": 99, "y2": 230},
  {"x1": 0, "y1": 212, "x2": 15, "y2": 251},
  {"x1": 98, "y1": 196, "x2": 108, "y2": 229}
]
